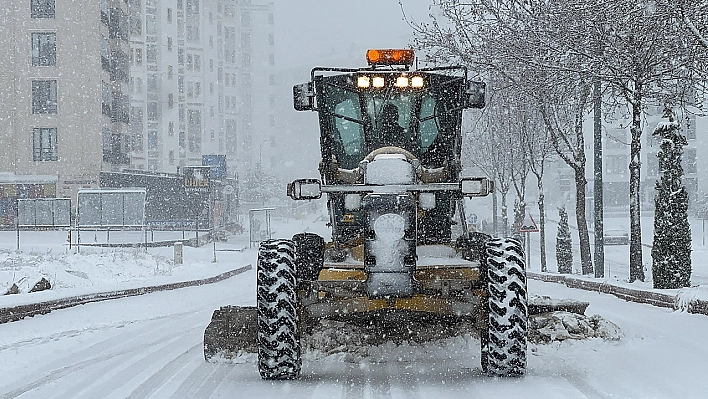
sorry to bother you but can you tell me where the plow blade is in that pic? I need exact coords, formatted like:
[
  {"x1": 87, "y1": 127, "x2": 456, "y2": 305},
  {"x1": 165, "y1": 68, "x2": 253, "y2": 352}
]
[{"x1": 204, "y1": 306, "x2": 257, "y2": 361}]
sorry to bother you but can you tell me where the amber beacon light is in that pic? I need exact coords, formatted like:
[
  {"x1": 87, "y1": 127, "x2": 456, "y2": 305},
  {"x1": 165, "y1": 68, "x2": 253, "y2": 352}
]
[{"x1": 366, "y1": 49, "x2": 415, "y2": 66}]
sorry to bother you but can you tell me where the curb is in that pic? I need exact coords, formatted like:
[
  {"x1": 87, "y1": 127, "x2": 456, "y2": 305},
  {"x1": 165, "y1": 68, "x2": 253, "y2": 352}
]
[
  {"x1": 528, "y1": 271, "x2": 708, "y2": 316},
  {"x1": 0, "y1": 264, "x2": 252, "y2": 324}
]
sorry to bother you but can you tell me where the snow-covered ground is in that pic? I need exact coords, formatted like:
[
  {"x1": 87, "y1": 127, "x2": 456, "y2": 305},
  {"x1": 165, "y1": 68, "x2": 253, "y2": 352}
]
[{"x1": 1, "y1": 211, "x2": 708, "y2": 398}]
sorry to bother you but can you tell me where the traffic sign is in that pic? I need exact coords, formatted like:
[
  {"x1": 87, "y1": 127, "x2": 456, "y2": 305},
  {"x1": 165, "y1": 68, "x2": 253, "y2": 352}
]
[
  {"x1": 517, "y1": 214, "x2": 539, "y2": 233},
  {"x1": 467, "y1": 213, "x2": 478, "y2": 225}
]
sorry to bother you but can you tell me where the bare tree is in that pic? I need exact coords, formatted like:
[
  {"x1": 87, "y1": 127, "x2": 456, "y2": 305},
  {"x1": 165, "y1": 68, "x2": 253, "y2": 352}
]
[
  {"x1": 408, "y1": 0, "x2": 708, "y2": 281},
  {"x1": 463, "y1": 85, "x2": 517, "y2": 236},
  {"x1": 521, "y1": 105, "x2": 555, "y2": 272}
]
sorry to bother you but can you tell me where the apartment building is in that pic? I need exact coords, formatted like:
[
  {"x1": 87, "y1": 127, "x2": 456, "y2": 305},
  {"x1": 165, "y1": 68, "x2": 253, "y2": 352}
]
[
  {"x1": 128, "y1": 0, "x2": 276, "y2": 182},
  {"x1": 547, "y1": 107, "x2": 704, "y2": 214},
  {"x1": 0, "y1": 0, "x2": 131, "y2": 201}
]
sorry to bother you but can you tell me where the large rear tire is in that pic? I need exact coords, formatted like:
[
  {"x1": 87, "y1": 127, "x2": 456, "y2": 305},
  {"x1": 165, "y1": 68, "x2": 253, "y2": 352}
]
[
  {"x1": 481, "y1": 237, "x2": 528, "y2": 376},
  {"x1": 257, "y1": 239, "x2": 301, "y2": 379}
]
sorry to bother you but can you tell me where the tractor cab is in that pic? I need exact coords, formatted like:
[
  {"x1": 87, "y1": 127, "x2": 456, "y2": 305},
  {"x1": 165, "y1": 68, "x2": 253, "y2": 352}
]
[{"x1": 291, "y1": 50, "x2": 488, "y2": 250}]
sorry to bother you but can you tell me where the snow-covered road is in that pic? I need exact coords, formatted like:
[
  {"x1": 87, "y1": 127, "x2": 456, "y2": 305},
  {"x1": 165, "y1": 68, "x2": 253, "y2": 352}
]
[{"x1": 2, "y1": 266, "x2": 707, "y2": 399}]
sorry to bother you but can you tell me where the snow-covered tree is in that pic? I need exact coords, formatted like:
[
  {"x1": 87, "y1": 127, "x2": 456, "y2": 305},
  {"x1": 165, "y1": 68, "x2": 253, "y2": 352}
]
[
  {"x1": 651, "y1": 113, "x2": 691, "y2": 289},
  {"x1": 556, "y1": 206, "x2": 573, "y2": 274}
]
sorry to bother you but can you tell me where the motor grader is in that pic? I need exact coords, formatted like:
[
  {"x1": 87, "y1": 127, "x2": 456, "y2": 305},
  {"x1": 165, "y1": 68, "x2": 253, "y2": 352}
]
[{"x1": 204, "y1": 49, "x2": 528, "y2": 379}]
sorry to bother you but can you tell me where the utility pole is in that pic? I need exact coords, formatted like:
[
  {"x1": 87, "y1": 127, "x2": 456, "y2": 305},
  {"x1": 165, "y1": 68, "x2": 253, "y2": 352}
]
[{"x1": 593, "y1": 78, "x2": 605, "y2": 278}]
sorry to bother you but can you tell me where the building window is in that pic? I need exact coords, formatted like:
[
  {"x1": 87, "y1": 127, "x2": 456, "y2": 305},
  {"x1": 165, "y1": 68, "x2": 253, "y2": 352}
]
[
  {"x1": 685, "y1": 116, "x2": 696, "y2": 140},
  {"x1": 187, "y1": 54, "x2": 193, "y2": 71},
  {"x1": 146, "y1": 44, "x2": 157, "y2": 63},
  {"x1": 167, "y1": 65, "x2": 173, "y2": 80},
  {"x1": 147, "y1": 74, "x2": 157, "y2": 92},
  {"x1": 194, "y1": 55, "x2": 201, "y2": 72},
  {"x1": 135, "y1": 77, "x2": 142, "y2": 93},
  {"x1": 135, "y1": 48, "x2": 143, "y2": 66},
  {"x1": 168, "y1": 93, "x2": 174, "y2": 108},
  {"x1": 167, "y1": 8, "x2": 173, "y2": 23},
  {"x1": 148, "y1": 130, "x2": 158, "y2": 150},
  {"x1": 130, "y1": 0, "x2": 142, "y2": 35},
  {"x1": 684, "y1": 147, "x2": 697, "y2": 174},
  {"x1": 31, "y1": 0, "x2": 55, "y2": 18},
  {"x1": 178, "y1": 48, "x2": 184, "y2": 65},
  {"x1": 32, "y1": 80, "x2": 57, "y2": 114},
  {"x1": 33, "y1": 127, "x2": 58, "y2": 161},
  {"x1": 606, "y1": 155, "x2": 627, "y2": 176},
  {"x1": 178, "y1": 76, "x2": 184, "y2": 94},
  {"x1": 187, "y1": 109, "x2": 201, "y2": 153},
  {"x1": 32, "y1": 33, "x2": 56, "y2": 66},
  {"x1": 169, "y1": 150, "x2": 175, "y2": 164},
  {"x1": 647, "y1": 152, "x2": 659, "y2": 177},
  {"x1": 268, "y1": 53, "x2": 275, "y2": 65},
  {"x1": 269, "y1": 74, "x2": 275, "y2": 86},
  {"x1": 195, "y1": 82, "x2": 201, "y2": 97},
  {"x1": 209, "y1": 58, "x2": 213, "y2": 72},
  {"x1": 147, "y1": 101, "x2": 158, "y2": 120},
  {"x1": 169, "y1": 121, "x2": 174, "y2": 136},
  {"x1": 131, "y1": 107, "x2": 143, "y2": 151},
  {"x1": 146, "y1": 14, "x2": 157, "y2": 35},
  {"x1": 167, "y1": 36, "x2": 173, "y2": 51},
  {"x1": 269, "y1": 34, "x2": 274, "y2": 46}
]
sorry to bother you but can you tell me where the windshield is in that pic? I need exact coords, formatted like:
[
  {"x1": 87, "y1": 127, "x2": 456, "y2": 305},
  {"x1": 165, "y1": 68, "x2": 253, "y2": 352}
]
[{"x1": 316, "y1": 72, "x2": 460, "y2": 170}]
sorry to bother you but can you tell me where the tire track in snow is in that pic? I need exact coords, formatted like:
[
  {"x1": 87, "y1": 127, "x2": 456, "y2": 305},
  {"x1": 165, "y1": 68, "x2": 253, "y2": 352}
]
[{"x1": 1, "y1": 313, "x2": 203, "y2": 399}]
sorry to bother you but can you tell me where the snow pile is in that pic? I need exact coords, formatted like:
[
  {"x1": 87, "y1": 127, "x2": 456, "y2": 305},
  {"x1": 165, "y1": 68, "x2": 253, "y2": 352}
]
[
  {"x1": 0, "y1": 248, "x2": 176, "y2": 295},
  {"x1": 529, "y1": 311, "x2": 623, "y2": 343},
  {"x1": 674, "y1": 286, "x2": 708, "y2": 312},
  {"x1": 364, "y1": 154, "x2": 414, "y2": 185}
]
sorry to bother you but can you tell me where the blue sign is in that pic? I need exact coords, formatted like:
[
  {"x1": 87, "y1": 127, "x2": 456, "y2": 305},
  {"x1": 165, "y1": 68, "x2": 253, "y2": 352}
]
[
  {"x1": 202, "y1": 155, "x2": 227, "y2": 179},
  {"x1": 467, "y1": 213, "x2": 478, "y2": 225}
]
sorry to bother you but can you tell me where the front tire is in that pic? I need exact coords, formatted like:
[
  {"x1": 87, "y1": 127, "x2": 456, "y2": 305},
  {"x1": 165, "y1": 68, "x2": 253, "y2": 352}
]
[
  {"x1": 481, "y1": 237, "x2": 528, "y2": 376},
  {"x1": 257, "y1": 239, "x2": 301, "y2": 379},
  {"x1": 292, "y1": 232, "x2": 325, "y2": 281}
]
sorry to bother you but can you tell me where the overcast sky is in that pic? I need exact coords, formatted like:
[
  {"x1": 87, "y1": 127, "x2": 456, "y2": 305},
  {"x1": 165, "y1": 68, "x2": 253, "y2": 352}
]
[{"x1": 274, "y1": 0, "x2": 435, "y2": 68}]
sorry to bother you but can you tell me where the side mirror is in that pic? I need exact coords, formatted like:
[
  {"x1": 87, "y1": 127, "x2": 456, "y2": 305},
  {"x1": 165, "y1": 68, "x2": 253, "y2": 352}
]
[
  {"x1": 466, "y1": 81, "x2": 486, "y2": 109},
  {"x1": 460, "y1": 177, "x2": 493, "y2": 197},
  {"x1": 287, "y1": 179, "x2": 322, "y2": 200},
  {"x1": 293, "y1": 82, "x2": 314, "y2": 111}
]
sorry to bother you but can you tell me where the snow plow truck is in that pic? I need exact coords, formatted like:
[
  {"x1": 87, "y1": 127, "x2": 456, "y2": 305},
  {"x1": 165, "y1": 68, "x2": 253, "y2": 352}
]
[{"x1": 204, "y1": 49, "x2": 528, "y2": 379}]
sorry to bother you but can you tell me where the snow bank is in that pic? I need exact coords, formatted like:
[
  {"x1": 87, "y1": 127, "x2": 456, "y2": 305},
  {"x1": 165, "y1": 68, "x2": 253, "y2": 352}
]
[
  {"x1": 675, "y1": 286, "x2": 708, "y2": 312},
  {"x1": 529, "y1": 311, "x2": 623, "y2": 343}
]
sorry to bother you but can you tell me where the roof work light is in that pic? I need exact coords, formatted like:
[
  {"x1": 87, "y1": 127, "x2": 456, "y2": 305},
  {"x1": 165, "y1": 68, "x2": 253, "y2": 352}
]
[{"x1": 366, "y1": 49, "x2": 415, "y2": 66}]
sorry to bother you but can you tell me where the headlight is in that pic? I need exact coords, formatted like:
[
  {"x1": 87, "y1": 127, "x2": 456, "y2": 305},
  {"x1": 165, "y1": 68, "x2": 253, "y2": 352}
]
[
  {"x1": 372, "y1": 76, "x2": 385, "y2": 88},
  {"x1": 373, "y1": 213, "x2": 406, "y2": 241},
  {"x1": 357, "y1": 76, "x2": 370, "y2": 88},
  {"x1": 411, "y1": 76, "x2": 424, "y2": 88},
  {"x1": 395, "y1": 76, "x2": 409, "y2": 88}
]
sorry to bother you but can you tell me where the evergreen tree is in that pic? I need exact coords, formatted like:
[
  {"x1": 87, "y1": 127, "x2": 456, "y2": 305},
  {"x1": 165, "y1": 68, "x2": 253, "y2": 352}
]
[
  {"x1": 556, "y1": 206, "x2": 573, "y2": 274},
  {"x1": 652, "y1": 112, "x2": 692, "y2": 289}
]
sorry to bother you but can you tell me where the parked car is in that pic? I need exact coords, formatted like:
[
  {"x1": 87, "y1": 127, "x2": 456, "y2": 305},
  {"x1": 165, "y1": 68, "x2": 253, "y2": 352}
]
[{"x1": 604, "y1": 228, "x2": 629, "y2": 245}]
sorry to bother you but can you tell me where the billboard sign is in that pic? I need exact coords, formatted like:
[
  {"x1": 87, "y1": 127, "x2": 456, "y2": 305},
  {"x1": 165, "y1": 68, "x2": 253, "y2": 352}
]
[
  {"x1": 77, "y1": 189, "x2": 146, "y2": 227},
  {"x1": 183, "y1": 166, "x2": 211, "y2": 193},
  {"x1": 17, "y1": 198, "x2": 71, "y2": 227},
  {"x1": 202, "y1": 154, "x2": 227, "y2": 179}
]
